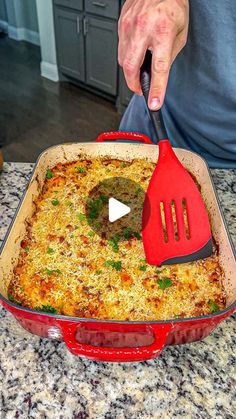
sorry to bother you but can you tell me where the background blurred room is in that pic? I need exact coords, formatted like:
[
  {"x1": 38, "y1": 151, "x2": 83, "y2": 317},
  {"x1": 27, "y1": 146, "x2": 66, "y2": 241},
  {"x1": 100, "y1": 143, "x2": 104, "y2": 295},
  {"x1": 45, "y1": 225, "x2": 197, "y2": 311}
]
[{"x1": 0, "y1": 0, "x2": 131, "y2": 162}]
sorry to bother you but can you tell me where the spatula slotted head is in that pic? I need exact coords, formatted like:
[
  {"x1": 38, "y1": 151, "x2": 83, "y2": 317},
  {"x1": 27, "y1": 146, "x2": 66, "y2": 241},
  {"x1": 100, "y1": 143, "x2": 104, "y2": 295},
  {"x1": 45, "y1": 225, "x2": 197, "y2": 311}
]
[{"x1": 142, "y1": 140, "x2": 213, "y2": 266}]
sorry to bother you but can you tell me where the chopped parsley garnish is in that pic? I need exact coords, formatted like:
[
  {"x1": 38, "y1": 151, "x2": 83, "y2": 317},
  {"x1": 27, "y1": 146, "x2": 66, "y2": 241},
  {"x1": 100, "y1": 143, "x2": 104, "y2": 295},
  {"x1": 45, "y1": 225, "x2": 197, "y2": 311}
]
[
  {"x1": 35, "y1": 305, "x2": 57, "y2": 314},
  {"x1": 104, "y1": 260, "x2": 122, "y2": 271},
  {"x1": 87, "y1": 195, "x2": 107, "y2": 220},
  {"x1": 109, "y1": 242, "x2": 119, "y2": 253},
  {"x1": 76, "y1": 166, "x2": 86, "y2": 173},
  {"x1": 8, "y1": 293, "x2": 14, "y2": 302},
  {"x1": 7, "y1": 293, "x2": 22, "y2": 306},
  {"x1": 95, "y1": 270, "x2": 103, "y2": 275},
  {"x1": 47, "y1": 247, "x2": 55, "y2": 255},
  {"x1": 123, "y1": 228, "x2": 141, "y2": 240},
  {"x1": 100, "y1": 195, "x2": 109, "y2": 202},
  {"x1": 208, "y1": 300, "x2": 220, "y2": 313},
  {"x1": 87, "y1": 198, "x2": 102, "y2": 220},
  {"x1": 25, "y1": 246, "x2": 30, "y2": 253},
  {"x1": 135, "y1": 186, "x2": 142, "y2": 194},
  {"x1": 88, "y1": 231, "x2": 95, "y2": 237},
  {"x1": 157, "y1": 277, "x2": 173, "y2": 289},
  {"x1": 51, "y1": 199, "x2": 59, "y2": 206},
  {"x1": 77, "y1": 212, "x2": 86, "y2": 221},
  {"x1": 139, "y1": 265, "x2": 147, "y2": 271},
  {"x1": 121, "y1": 162, "x2": 127, "y2": 168},
  {"x1": 108, "y1": 235, "x2": 120, "y2": 253},
  {"x1": 123, "y1": 227, "x2": 133, "y2": 240},
  {"x1": 133, "y1": 232, "x2": 142, "y2": 240},
  {"x1": 95, "y1": 222, "x2": 102, "y2": 228},
  {"x1": 45, "y1": 268, "x2": 62, "y2": 275},
  {"x1": 46, "y1": 169, "x2": 54, "y2": 179}
]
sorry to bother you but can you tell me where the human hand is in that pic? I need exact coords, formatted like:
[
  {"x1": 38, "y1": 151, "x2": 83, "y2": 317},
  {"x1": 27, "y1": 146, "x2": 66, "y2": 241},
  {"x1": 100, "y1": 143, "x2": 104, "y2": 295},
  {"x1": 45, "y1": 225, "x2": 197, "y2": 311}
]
[{"x1": 118, "y1": 0, "x2": 189, "y2": 110}]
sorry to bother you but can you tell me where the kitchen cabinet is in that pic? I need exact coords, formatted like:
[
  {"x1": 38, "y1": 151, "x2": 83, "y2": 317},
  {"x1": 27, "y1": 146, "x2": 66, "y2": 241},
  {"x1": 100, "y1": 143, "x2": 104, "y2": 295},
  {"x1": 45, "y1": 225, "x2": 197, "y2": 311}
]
[
  {"x1": 85, "y1": 16, "x2": 118, "y2": 95},
  {"x1": 54, "y1": 8, "x2": 85, "y2": 82},
  {"x1": 53, "y1": 0, "x2": 131, "y2": 111},
  {"x1": 85, "y1": 0, "x2": 119, "y2": 19},
  {"x1": 117, "y1": 69, "x2": 133, "y2": 113},
  {"x1": 116, "y1": 0, "x2": 132, "y2": 112},
  {"x1": 54, "y1": 0, "x2": 83, "y2": 11}
]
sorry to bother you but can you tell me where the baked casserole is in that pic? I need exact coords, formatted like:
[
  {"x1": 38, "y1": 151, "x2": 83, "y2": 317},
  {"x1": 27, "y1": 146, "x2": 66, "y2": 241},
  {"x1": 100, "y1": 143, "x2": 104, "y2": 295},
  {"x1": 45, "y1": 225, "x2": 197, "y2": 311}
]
[{"x1": 8, "y1": 157, "x2": 226, "y2": 320}]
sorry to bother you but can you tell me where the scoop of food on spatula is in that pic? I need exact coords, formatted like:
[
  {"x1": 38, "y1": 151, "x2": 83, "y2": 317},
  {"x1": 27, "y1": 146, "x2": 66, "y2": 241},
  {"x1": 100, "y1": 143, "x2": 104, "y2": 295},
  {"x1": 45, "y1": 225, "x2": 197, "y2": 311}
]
[{"x1": 140, "y1": 50, "x2": 213, "y2": 266}]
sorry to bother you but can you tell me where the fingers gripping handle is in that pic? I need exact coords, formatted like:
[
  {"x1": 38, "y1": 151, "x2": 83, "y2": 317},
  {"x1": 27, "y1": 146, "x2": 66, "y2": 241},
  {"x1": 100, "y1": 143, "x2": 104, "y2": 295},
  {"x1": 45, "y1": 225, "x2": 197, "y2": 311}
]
[
  {"x1": 57, "y1": 321, "x2": 172, "y2": 362},
  {"x1": 96, "y1": 131, "x2": 152, "y2": 144},
  {"x1": 140, "y1": 50, "x2": 168, "y2": 141},
  {"x1": 140, "y1": 50, "x2": 152, "y2": 103}
]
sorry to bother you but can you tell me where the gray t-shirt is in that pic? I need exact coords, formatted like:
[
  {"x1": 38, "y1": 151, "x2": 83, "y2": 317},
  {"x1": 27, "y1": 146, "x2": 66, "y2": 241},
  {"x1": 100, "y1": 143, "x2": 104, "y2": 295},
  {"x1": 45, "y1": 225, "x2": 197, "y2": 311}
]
[{"x1": 120, "y1": 0, "x2": 236, "y2": 168}]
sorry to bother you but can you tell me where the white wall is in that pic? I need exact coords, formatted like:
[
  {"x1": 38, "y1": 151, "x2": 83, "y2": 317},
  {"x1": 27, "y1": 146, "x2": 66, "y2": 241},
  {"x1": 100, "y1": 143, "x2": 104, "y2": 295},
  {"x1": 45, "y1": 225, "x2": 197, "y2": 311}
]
[
  {"x1": 0, "y1": 0, "x2": 39, "y2": 45},
  {"x1": 0, "y1": 0, "x2": 7, "y2": 21},
  {"x1": 36, "y1": 0, "x2": 59, "y2": 81},
  {"x1": 0, "y1": 0, "x2": 58, "y2": 82},
  {"x1": 15, "y1": 0, "x2": 39, "y2": 32}
]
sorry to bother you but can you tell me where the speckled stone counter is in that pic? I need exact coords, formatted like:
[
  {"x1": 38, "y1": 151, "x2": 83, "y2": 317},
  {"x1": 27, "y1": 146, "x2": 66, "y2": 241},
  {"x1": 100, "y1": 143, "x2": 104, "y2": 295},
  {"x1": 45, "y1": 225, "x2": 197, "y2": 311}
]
[{"x1": 0, "y1": 163, "x2": 235, "y2": 419}]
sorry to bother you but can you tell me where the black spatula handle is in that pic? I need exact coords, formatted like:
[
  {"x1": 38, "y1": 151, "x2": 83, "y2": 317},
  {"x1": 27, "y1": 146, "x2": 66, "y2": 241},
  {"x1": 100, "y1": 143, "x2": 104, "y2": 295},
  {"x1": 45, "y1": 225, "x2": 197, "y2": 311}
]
[{"x1": 140, "y1": 50, "x2": 168, "y2": 141}]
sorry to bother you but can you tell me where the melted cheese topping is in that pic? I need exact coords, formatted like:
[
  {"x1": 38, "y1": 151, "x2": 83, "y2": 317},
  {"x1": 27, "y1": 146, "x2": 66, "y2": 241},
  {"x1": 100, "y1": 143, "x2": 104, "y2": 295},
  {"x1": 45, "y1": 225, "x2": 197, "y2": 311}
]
[{"x1": 8, "y1": 157, "x2": 226, "y2": 320}]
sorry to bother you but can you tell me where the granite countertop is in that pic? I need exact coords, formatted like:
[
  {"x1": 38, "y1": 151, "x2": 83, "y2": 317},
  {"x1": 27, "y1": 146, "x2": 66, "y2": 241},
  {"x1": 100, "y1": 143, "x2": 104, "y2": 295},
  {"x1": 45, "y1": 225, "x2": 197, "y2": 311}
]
[{"x1": 0, "y1": 163, "x2": 235, "y2": 419}]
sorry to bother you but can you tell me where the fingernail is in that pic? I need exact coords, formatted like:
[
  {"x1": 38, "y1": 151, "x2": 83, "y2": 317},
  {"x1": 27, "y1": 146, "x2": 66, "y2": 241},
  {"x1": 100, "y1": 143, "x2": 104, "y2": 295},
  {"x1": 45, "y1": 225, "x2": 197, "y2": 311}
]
[{"x1": 150, "y1": 98, "x2": 160, "y2": 110}]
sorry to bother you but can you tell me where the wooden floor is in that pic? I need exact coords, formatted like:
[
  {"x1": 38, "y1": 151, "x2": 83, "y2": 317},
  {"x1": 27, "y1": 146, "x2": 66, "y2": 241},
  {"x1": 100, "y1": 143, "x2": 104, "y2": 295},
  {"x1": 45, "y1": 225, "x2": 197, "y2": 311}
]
[{"x1": 0, "y1": 36, "x2": 121, "y2": 162}]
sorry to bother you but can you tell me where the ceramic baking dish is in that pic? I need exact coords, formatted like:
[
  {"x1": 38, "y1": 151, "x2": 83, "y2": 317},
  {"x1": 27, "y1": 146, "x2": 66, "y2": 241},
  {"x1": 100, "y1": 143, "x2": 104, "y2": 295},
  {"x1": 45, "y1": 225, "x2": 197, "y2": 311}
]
[{"x1": 0, "y1": 131, "x2": 235, "y2": 362}]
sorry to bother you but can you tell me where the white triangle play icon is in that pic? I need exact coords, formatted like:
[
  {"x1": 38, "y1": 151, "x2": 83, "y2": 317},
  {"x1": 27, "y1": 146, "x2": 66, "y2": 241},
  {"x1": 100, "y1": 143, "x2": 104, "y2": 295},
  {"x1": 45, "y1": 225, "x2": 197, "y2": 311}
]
[{"x1": 108, "y1": 198, "x2": 131, "y2": 223}]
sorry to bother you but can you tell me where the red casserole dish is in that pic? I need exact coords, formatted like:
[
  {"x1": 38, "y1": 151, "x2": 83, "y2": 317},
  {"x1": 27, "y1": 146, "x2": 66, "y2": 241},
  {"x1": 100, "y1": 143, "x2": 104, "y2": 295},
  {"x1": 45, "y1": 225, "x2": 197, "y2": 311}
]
[{"x1": 0, "y1": 132, "x2": 235, "y2": 362}]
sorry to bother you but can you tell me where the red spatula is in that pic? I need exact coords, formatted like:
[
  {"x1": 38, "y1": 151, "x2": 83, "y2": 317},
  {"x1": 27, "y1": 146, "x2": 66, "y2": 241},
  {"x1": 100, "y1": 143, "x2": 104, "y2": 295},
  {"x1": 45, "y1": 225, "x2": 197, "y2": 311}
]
[{"x1": 141, "y1": 50, "x2": 212, "y2": 265}]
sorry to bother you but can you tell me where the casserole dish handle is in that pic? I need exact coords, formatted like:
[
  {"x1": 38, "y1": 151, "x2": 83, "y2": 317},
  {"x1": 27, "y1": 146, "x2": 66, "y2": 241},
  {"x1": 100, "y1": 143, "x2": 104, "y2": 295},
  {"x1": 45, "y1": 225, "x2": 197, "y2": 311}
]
[
  {"x1": 57, "y1": 321, "x2": 173, "y2": 362},
  {"x1": 96, "y1": 131, "x2": 153, "y2": 144}
]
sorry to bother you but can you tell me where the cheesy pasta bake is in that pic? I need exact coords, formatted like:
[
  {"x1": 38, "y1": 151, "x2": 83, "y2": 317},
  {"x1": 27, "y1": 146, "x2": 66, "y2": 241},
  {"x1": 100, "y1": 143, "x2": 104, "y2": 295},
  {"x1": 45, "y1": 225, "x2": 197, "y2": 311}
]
[{"x1": 8, "y1": 157, "x2": 226, "y2": 320}]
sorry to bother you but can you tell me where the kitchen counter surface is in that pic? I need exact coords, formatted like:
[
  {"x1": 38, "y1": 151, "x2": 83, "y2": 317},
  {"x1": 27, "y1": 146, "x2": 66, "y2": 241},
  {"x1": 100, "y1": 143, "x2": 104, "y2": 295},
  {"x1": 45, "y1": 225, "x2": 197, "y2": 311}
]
[{"x1": 0, "y1": 163, "x2": 235, "y2": 419}]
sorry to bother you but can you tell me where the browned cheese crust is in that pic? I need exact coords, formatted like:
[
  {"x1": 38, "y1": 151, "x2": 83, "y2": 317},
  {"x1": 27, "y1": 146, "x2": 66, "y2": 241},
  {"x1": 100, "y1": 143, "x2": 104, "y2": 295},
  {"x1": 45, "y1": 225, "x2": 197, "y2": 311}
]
[{"x1": 8, "y1": 157, "x2": 226, "y2": 320}]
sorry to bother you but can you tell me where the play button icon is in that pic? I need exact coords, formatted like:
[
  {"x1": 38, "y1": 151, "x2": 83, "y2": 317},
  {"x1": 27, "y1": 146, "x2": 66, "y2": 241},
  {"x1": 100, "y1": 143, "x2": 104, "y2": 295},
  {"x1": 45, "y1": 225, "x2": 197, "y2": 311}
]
[
  {"x1": 109, "y1": 198, "x2": 131, "y2": 223},
  {"x1": 85, "y1": 177, "x2": 150, "y2": 240}
]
